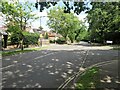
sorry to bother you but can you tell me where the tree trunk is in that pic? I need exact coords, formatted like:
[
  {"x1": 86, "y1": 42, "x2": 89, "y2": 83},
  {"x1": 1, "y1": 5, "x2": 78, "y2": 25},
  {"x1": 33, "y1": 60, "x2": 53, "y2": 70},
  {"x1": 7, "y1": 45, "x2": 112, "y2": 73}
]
[
  {"x1": 3, "y1": 35, "x2": 8, "y2": 48},
  {"x1": 64, "y1": 36, "x2": 67, "y2": 44},
  {"x1": 71, "y1": 40, "x2": 73, "y2": 43},
  {"x1": 20, "y1": 16, "x2": 24, "y2": 50},
  {"x1": 20, "y1": 39, "x2": 24, "y2": 51},
  {"x1": 23, "y1": 18, "x2": 27, "y2": 31}
]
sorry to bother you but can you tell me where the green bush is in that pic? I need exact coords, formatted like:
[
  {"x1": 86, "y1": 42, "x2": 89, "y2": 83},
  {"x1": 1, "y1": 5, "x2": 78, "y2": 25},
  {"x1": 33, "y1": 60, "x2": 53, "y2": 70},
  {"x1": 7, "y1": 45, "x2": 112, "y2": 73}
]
[
  {"x1": 56, "y1": 37, "x2": 66, "y2": 44},
  {"x1": 49, "y1": 40, "x2": 55, "y2": 43},
  {"x1": 79, "y1": 30, "x2": 90, "y2": 42},
  {"x1": 49, "y1": 37, "x2": 66, "y2": 44},
  {"x1": 44, "y1": 32, "x2": 49, "y2": 39},
  {"x1": 23, "y1": 32, "x2": 39, "y2": 46},
  {"x1": 8, "y1": 25, "x2": 23, "y2": 45},
  {"x1": 8, "y1": 25, "x2": 39, "y2": 47},
  {"x1": 10, "y1": 31, "x2": 23, "y2": 45}
]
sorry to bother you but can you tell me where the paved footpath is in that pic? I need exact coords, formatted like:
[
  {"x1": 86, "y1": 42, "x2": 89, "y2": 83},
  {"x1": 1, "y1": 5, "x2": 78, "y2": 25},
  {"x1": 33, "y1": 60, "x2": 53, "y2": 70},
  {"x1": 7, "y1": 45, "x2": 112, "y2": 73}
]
[
  {"x1": 98, "y1": 60, "x2": 120, "y2": 89},
  {"x1": 1, "y1": 43, "x2": 120, "y2": 89}
]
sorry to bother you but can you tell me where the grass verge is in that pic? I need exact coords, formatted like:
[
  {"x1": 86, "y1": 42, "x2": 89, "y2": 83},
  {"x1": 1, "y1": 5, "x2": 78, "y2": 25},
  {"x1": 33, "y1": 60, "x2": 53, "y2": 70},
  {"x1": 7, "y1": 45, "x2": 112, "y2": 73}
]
[
  {"x1": 112, "y1": 45, "x2": 120, "y2": 50},
  {"x1": 75, "y1": 67, "x2": 100, "y2": 90},
  {"x1": 2, "y1": 46, "x2": 48, "y2": 57}
]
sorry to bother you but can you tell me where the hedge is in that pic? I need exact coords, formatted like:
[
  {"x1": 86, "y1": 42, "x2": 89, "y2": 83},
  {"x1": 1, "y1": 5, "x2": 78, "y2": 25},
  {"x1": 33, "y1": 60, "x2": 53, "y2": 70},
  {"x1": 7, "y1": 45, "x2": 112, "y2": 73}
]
[
  {"x1": 23, "y1": 32, "x2": 39, "y2": 45},
  {"x1": 49, "y1": 37, "x2": 66, "y2": 44}
]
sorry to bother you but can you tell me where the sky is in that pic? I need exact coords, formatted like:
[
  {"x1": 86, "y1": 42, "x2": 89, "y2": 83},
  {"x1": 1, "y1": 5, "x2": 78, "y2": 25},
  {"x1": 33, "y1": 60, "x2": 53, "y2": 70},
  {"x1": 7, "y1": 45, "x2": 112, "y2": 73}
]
[
  {"x1": 0, "y1": 0, "x2": 90, "y2": 31},
  {"x1": 31, "y1": 0, "x2": 90, "y2": 31}
]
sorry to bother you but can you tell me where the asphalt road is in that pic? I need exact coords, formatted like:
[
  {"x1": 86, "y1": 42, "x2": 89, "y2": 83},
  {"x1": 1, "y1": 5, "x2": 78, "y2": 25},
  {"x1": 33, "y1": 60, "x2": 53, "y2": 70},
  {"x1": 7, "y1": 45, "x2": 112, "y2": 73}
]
[{"x1": 1, "y1": 43, "x2": 119, "y2": 89}]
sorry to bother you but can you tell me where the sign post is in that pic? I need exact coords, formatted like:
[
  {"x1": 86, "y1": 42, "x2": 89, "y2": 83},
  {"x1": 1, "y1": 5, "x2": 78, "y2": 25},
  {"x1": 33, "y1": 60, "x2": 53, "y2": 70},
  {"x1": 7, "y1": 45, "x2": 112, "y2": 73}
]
[{"x1": 40, "y1": 34, "x2": 43, "y2": 47}]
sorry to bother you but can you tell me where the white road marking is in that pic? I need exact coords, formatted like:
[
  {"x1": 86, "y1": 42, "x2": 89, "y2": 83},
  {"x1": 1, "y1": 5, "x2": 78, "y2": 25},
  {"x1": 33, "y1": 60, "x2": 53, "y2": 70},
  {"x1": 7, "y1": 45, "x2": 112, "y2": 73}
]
[
  {"x1": 4, "y1": 71, "x2": 13, "y2": 76},
  {"x1": 66, "y1": 62, "x2": 73, "y2": 65},
  {"x1": 34, "y1": 52, "x2": 56, "y2": 60},
  {"x1": 1, "y1": 65, "x2": 14, "y2": 70},
  {"x1": 2, "y1": 51, "x2": 59, "y2": 70}
]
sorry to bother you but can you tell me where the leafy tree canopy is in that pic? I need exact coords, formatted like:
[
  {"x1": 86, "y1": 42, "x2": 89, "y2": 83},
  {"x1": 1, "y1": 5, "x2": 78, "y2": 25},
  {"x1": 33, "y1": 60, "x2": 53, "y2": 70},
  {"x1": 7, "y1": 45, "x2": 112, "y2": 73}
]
[
  {"x1": 47, "y1": 7, "x2": 86, "y2": 43},
  {"x1": 87, "y1": 2, "x2": 120, "y2": 43},
  {"x1": 1, "y1": 1, "x2": 39, "y2": 50},
  {"x1": 35, "y1": 0, "x2": 89, "y2": 14},
  {"x1": 1, "y1": 1, "x2": 38, "y2": 31}
]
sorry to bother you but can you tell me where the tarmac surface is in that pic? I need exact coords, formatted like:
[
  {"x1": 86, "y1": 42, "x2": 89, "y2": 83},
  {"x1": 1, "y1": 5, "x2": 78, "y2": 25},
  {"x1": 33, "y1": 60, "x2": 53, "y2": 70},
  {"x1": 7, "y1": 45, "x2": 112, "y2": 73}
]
[{"x1": 1, "y1": 42, "x2": 120, "y2": 89}]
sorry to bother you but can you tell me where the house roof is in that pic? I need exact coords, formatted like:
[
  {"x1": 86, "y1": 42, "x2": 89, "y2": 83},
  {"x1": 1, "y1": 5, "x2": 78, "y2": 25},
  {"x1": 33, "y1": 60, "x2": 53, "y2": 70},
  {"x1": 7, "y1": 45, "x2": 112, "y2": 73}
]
[{"x1": 48, "y1": 32, "x2": 62, "y2": 37}]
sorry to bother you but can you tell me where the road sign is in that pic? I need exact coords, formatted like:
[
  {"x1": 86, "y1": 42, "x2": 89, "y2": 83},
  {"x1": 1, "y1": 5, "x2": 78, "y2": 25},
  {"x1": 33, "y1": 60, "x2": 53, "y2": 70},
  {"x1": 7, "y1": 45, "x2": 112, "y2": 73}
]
[{"x1": 106, "y1": 41, "x2": 113, "y2": 44}]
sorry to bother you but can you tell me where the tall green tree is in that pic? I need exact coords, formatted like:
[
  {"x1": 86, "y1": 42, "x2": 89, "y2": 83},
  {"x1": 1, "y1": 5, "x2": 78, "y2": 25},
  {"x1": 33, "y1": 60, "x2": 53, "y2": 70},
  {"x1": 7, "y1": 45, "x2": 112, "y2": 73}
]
[
  {"x1": 1, "y1": 1, "x2": 38, "y2": 50},
  {"x1": 1, "y1": 1, "x2": 38, "y2": 31},
  {"x1": 47, "y1": 7, "x2": 86, "y2": 43},
  {"x1": 87, "y1": 2, "x2": 120, "y2": 44}
]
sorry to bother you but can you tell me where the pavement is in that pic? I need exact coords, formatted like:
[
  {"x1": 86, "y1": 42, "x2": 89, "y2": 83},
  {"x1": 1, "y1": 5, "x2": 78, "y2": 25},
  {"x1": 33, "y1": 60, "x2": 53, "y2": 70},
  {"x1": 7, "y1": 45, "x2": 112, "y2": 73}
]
[
  {"x1": 98, "y1": 60, "x2": 120, "y2": 89},
  {"x1": 1, "y1": 42, "x2": 120, "y2": 89},
  {"x1": 64, "y1": 59, "x2": 120, "y2": 90}
]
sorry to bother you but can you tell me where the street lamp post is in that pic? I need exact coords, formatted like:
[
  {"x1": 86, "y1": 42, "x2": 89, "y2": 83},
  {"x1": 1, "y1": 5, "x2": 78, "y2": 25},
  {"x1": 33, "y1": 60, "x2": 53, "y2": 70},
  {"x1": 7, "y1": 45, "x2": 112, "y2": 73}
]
[
  {"x1": 39, "y1": 15, "x2": 49, "y2": 47},
  {"x1": 54, "y1": 18, "x2": 58, "y2": 45},
  {"x1": 39, "y1": 16, "x2": 42, "y2": 47},
  {"x1": 39, "y1": 15, "x2": 58, "y2": 45}
]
